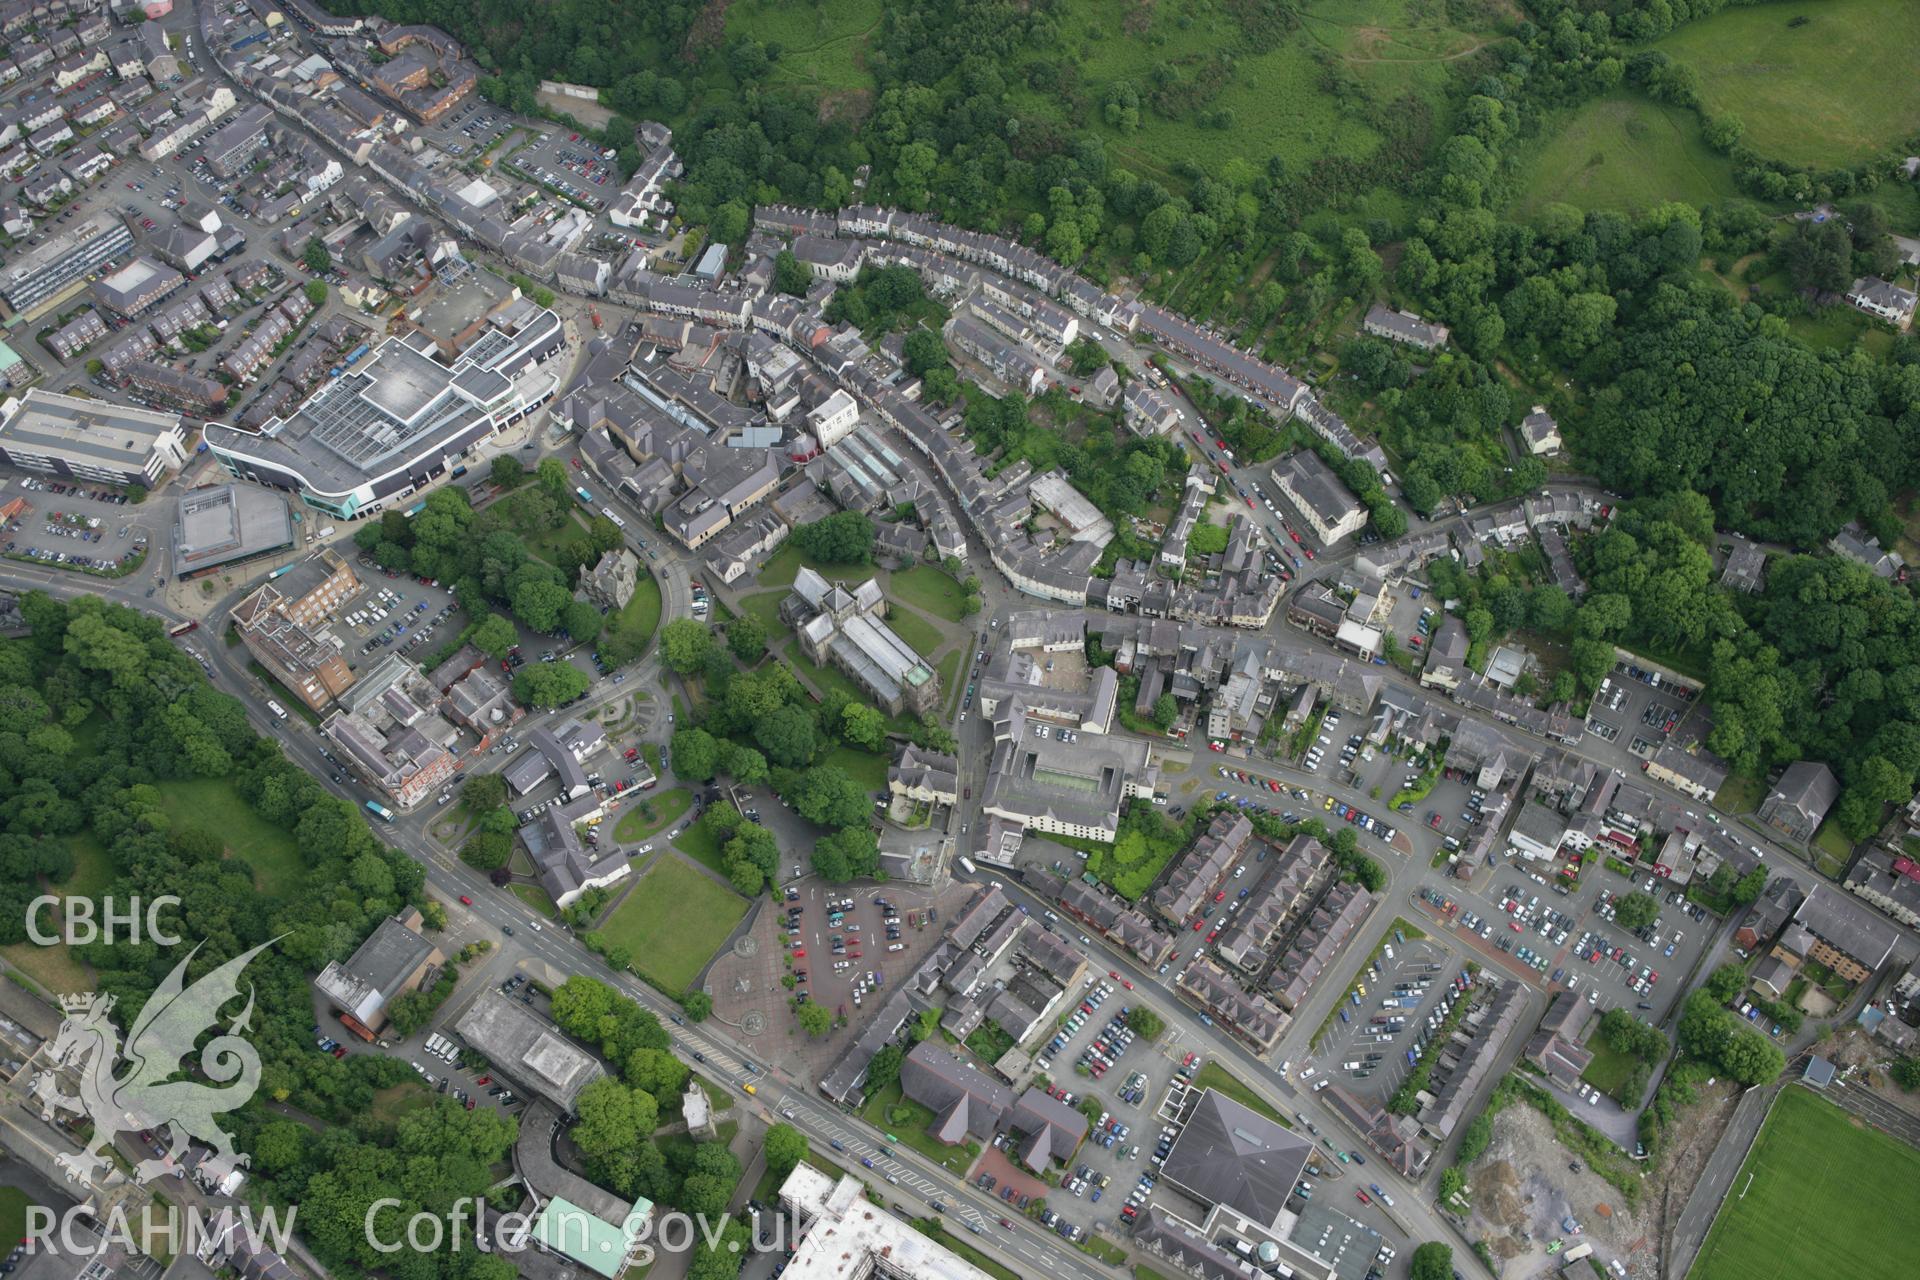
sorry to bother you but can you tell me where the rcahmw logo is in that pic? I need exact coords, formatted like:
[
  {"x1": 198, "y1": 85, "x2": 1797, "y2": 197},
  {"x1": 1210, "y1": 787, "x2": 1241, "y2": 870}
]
[{"x1": 35, "y1": 938, "x2": 275, "y2": 1187}]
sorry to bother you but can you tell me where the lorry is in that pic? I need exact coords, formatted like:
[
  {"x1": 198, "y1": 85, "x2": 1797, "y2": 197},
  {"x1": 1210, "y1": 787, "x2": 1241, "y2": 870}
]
[{"x1": 364, "y1": 800, "x2": 395, "y2": 823}]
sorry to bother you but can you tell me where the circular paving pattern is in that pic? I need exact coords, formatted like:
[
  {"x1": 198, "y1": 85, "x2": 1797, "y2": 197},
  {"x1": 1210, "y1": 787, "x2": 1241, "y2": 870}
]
[
  {"x1": 735, "y1": 934, "x2": 759, "y2": 958},
  {"x1": 740, "y1": 1009, "x2": 768, "y2": 1036}
]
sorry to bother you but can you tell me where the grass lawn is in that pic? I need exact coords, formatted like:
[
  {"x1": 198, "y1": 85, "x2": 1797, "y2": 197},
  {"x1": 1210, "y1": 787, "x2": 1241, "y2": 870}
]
[
  {"x1": 1691, "y1": 1086, "x2": 1920, "y2": 1280},
  {"x1": 612, "y1": 788, "x2": 693, "y2": 843},
  {"x1": 1715, "y1": 772, "x2": 1766, "y2": 816},
  {"x1": 672, "y1": 807, "x2": 732, "y2": 877},
  {"x1": 0, "y1": 1187, "x2": 31, "y2": 1254},
  {"x1": 938, "y1": 649, "x2": 964, "y2": 718},
  {"x1": 368, "y1": 1081, "x2": 434, "y2": 1127},
  {"x1": 1652, "y1": 0, "x2": 1920, "y2": 168},
  {"x1": 1811, "y1": 820, "x2": 1855, "y2": 877},
  {"x1": 1191, "y1": 1061, "x2": 1290, "y2": 1127},
  {"x1": 757, "y1": 542, "x2": 861, "y2": 589},
  {"x1": 1136, "y1": 1268, "x2": 1176, "y2": 1280},
  {"x1": 824, "y1": 745, "x2": 890, "y2": 793},
  {"x1": 608, "y1": 570, "x2": 663, "y2": 656},
  {"x1": 889, "y1": 567, "x2": 970, "y2": 623},
  {"x1": 1580, "y1": 1040, "x2": 1642, "y2": 1101},
  {"x1": 1512, "y1": 93, "x2": 1740, "y2": 217},
  {"x1": 517, "y1": 505, "x2": 592, "y2": 567},
  {"x1": 157, "y1": 777, "x2": 306, "y2": 894},
  {"x1": 601, "y1": 857, "x2": 748, "y2": 994},
  {"x1": 739, "y1": 590, "x2": 792, "y2": 644},
  {"x1": 510, "y1": 883, "x2": 559, "y2": 919},
  {"x1": 1, "y1": 939, "x2": 94, "y2": 994},
  {"x1": 859, "y1": 1080, "x2": 974, "y2": 1173},
  {"x1": 58, "y1": 830, "x2": 116, "y2": 897},
  {"x1": 885, "y1": 607, "x2": 947, "y2": 659}
]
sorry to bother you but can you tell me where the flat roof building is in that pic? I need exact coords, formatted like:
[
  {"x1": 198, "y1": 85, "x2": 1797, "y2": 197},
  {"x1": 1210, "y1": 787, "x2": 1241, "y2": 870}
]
[
  {"x1": 780, "y1": 1165, "x2": 996, "y2": 1280},
  {"x1": 452, "y1": 989, "x2": 606, "y2": 1112},
  {"x1": 172, "y1": 482, "x2": 294, "y2": 575},
  {"x1": 92, "y1": 255, "x2": 186, "y2": 318},
  {"x1": 0, "y1": 387, "x2": 188, "y2": 487},
  {"x1": 206, "y1": 304, "x2": 563, "y2": 518},
  {"x1": 0, "y1": 213, "x2": 132, "y2": 316},
  {"x1": 312, "y1": 908, "x2": 442, "y2": 1037}
]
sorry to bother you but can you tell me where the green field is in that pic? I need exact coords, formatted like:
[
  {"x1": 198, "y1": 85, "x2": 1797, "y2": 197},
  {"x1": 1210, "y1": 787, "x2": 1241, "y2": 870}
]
[
  {"x1": 157, "y1": 777, "x2": 306, "y2": 893},
  {"x1": 1514, "y1": 94, "x2": 1741, "y2": 216},
  {"x1": 739, "y1": 590, "x2": 792, "y2": 645},
  {"x1": 1579, "y1": 1040, "x2": 1642, "y2": 1101},
  {"x1": 671, "y1": 808, "x2": 733, "y2": 877},
  {"x1": 727, "y1": 0, "x2": 885, "y2": 94},
  {"x1": 612, "y1": 788, "x2": 693, "y2": 843},
  {"x1": 1653, "y1": 0, "x2": 1920, "y2": 167},
  {"x1": 885, "y1": 607, "x2": 947, "y2": 659},
  {"x1": 510, "y1": 882, "x2": 559, "y2": 919},
  {"x1": 859, "y1": 1080, "x2": 973, "y2": 1172},
  {"x1": 610, "y1": 570, "x2": 663, "y2": 656},
  {"x1": 727, "y1": 0, "x2": 1502, "y2": 201},
  {"x1": 58, "y1": 831, "x2": 116, "y2": 898},
  {"x1": 889, "y1": 567, "x2": 969, "y2": 623},
  {"x1": 1192, "y1": 1061, "x2": 1290, "y2": 1127},
  {"x1": 0, "y1": 1187, "x2": 31, "y2": 1253},
  {"x1": 600, "y1": 857, "x2": 748, "y2": 994},
  {"x1": 0, "y1": 939, "x2": 93, "y2": 994},
  {"x1": 823, "y1": 745, "x2": 890, "y2": 792},
  {"x1": 1690, "y1": 1086, "x2": 1920, "y2": 1280}
]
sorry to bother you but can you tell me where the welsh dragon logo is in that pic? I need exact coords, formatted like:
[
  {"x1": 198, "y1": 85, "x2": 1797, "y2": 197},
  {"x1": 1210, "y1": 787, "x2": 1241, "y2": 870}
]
[{"x1": 38, "y1": 939, "x2": 279, "y2": 1187}]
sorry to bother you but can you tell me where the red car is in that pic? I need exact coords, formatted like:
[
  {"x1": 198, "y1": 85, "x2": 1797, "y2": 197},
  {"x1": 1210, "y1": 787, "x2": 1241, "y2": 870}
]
[
  {"x1": 1288, "y1": 528, "x2": 1302, "y2": 543},
  {"x1": 460, "y1": 895, "x2": 473, "y2": 905},
  {"x1": 1355, "y1": 1191, "x2": 1371, "y2": 1205},
  {"x1": 1109, "y1": 970, "x2": 1121, "y2": 980},
  {"x1": 1508, "y1": 921, "x2": 1521, "y2": 931},
  {"x1": 624, "y1": 747, "x2": 640, "y2": 761},
  {"x1": 1214, "y1": 890, "x2": 1227, "y2": 903},
  {"x1": 1193, "y1": 919, "x2": 1204, "y2": 931},
  {"x1": 792, "y1": 947, "x2": 806, "y2": 957},
  {"x1": 331, "y1": 1045, "x2": 347, "y2": 1058},
  {"x1": 476, "y1": 1075, "x2": 491, "y2": 1085},
  {"x1": 570, "y1": 457, "x2": 582, "y2": 469},
  {"x1": 1122, "y1": 978, "x2": 1134, "y2": 989},
  {"x1": 1206, "y1": 929, "x2": 1220, "y2": 942},
  {"x1": 1303, "y1": 546, "x2": 1315, "y2": 559}
]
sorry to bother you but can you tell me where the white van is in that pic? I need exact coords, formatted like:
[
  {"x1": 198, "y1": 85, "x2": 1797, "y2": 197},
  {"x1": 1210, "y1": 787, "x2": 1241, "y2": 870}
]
[
  {"x1": 265, "y1": 700, "x2": 288, "y2": 721},
  {"x1": 958, "y1": 856, "x2": 978, "y2": 875}
]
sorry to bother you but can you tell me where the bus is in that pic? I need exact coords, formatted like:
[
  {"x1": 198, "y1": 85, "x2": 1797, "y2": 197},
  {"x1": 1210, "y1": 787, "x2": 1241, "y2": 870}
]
[
  {"x1": 167, "y1": 620, "x2": 199, "y2": 637},
  {"x1": 364, "y1": 800, "x2": 395, "y2": 823},
  {"x1": 267, "y1": 564, "x2": 295, "y2": 580}
]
